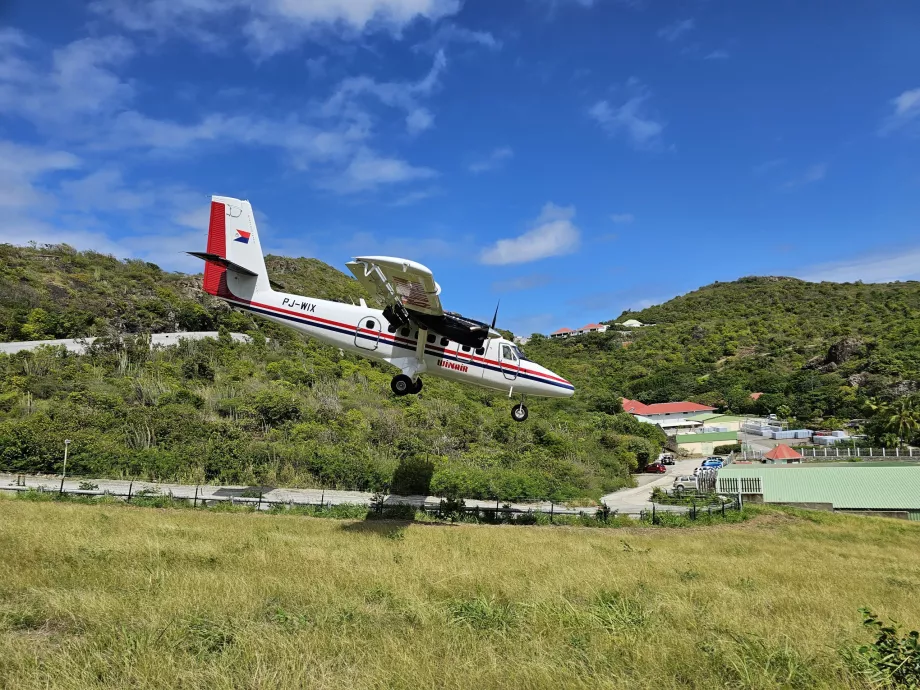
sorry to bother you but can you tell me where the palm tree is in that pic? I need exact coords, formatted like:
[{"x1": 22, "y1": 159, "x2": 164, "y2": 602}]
[{"x1": 886, "y1": 397, "x2": 919, "y2": 448}]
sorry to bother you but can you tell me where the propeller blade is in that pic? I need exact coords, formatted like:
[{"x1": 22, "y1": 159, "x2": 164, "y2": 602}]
[{"x1": 491, "y1": 300, "x2": 500, "y2": 330}]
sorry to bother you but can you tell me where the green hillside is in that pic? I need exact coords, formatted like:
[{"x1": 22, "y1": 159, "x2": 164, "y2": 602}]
[
  {"x1": 3, "y1": 245, "x2": 918, "y2": 497},
  {"x1": 526, "y1": 276, "x2": 920, "y2": 439},
  {"x1": 0, "y1": 243, "x2": 661, "y2": 500}
]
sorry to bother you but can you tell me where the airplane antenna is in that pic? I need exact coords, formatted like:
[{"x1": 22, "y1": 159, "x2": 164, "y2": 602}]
[{"x1": 491, "y1": 300, "x2": 500, "y2": 330}]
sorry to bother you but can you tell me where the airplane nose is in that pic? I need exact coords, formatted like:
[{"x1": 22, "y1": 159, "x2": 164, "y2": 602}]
[{"x1": 547, "y1": 368, "x2": 575, "y2": 398}]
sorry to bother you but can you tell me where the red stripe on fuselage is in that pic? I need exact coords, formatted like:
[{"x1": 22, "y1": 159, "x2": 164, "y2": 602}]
[{"x1": 222, "y1": 292, "x2": 572, "y2": 387}]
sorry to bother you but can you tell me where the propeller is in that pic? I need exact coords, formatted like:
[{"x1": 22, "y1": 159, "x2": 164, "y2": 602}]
[{"x1": 491, "y1": 300, "x2": 500, "y2": 330}]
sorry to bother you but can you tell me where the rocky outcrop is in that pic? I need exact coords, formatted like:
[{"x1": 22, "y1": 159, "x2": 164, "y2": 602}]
[
  {"x1": 803, "y1": 337, "x2": 867, "y2": 371},
  {"x1": 825, "y1": 337, "x2": 866, "y2": 365}
]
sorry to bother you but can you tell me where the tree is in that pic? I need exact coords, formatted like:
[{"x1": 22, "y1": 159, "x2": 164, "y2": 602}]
[{"x1": 886, "y1": 397, "x2": 919, "y2": 446}]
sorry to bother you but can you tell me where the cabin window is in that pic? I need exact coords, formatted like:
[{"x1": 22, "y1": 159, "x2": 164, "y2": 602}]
[
  {"x1": 400, "y1": 328, "x2": 410, "y2": 337},
  {"x1": 365, "y1": 320, "x2": 375, "y2": 329},
  {"x1": 440, "y1": 337, "x2": 450, "y2": 347},
  {"x1": 426, "y1": 333, "x2": 435, "y2": 344},
  {"x1": 475, "y1": 347, "x2": 484, "y2": 356},
  {"x1": 461, "y1": 345, "x2": 471, "y2": 352},
  {"x1": 387, "y1": 324, "x2": 396, "y2": 333}
]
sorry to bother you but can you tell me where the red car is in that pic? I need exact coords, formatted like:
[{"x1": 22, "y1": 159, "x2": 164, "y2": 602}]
[{"x1": 644, "y1": 462, "x2": 667, "y2": 473}]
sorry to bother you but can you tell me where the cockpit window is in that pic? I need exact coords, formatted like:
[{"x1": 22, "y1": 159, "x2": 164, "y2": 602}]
[
  {"x1": 512, "y1": 345, "x2": 529, "y2": 361},
  {"x1": 501, "y1": 344, "x2": 517, "y2": 361}
]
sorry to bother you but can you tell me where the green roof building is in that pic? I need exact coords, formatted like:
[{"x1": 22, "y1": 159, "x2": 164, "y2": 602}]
[{"x1": 717, "y1": 464, "x2": 920, "y2": 519}]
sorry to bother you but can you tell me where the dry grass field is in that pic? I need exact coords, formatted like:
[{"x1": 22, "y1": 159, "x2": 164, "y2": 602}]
[{"x1": 1, "y1": 496, "x2": 919, "y2": 689}]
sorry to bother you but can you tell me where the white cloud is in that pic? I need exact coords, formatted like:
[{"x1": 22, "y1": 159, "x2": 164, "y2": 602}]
[
  {"x1": 413, "y1": 23, "x2": 501, "y2": 53},
  {"x1": 799, "y1": 247, "x2": 920, "y2": 283},
  {"x1": 0, "y1": 34, "x2": 135, "y2": 131},
  {"x1": 0, "y1": 30, "x2": 438, "y2": 197},
  {"x1": 781, "y1": 163, "x2": 827, "y2": 190},
  {"x1": 319, "y1": 150, "x2": 437, "y2": 193},
  {"x1": 0, "y1": 140, "x2": 80, "y2": 209},
  {"x1": 90, "y1": 0, "x2": 462, "y2": 56},
  {"x1": 321, "y1": 50, "x2": 446, "y2": 135},
  {"x1": 610, "y1": 213, "x2": 634, "y2": 224},
  {"x1": 704, "y1": 50, "x2": 729, "y2": 60},
  {"x1": 658, "y1": 19, "x2": 694, "y2": 42},
  {"x1": 753, "y1": 158, "x2": 785, "y2": 174},
  {"x1": 468, "y1": 146, "x2": 513, "y2": 173},
  {"x1": 480, "y1": 203, "x2": 580, "y2": 265},
  {"x1": 589, "y1": 84, "x2": 665, "y2": 150},
  {"x1": 879, "y1": 87, "x2": 920, "y2": 136},
  {"x1": 406, "y1": 108, "x2": 434, "y2": 135},
  {"x1": 390, "y1": 188, "x2": 439, "y2": 206}
]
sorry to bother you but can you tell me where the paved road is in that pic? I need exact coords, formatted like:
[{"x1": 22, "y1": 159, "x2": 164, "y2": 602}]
[
  {"x1": 600, "y1": 457, "x2": 700, "y2": 513},
  {"x1": 0, "y1": 474, "x2": 604, "y2": 517},
  {"x1": 0, "y1": 331, "x2": 250, "y2": 355},
  {"x1": 3, "y1": 458, "x2": 711, "y2": 517}
]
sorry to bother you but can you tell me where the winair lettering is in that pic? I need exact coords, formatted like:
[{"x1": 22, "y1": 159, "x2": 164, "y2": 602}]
[
  {"x1": 438, "y1": 359, "x2": 468, "y2": 373},
  {"x1": 281, "y1": 297, "x2": 317, "y2": 313}
]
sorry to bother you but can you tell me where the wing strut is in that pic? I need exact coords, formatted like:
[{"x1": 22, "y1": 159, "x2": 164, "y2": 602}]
[{"x1": 415, "y1": 328, "x2": 428, "y2": 364}]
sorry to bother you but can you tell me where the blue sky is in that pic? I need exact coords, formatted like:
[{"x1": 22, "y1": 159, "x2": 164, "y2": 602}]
[{"x1": 1, "y1": 0, "x2": 919, "y2": 336}]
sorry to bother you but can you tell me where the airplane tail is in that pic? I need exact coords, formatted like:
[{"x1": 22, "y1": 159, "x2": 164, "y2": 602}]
[{"x1": 191, "y1": 196, "x2": 271, "y2": 298}]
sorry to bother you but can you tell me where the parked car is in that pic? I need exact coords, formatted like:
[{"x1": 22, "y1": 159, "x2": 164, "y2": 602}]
[
  {"x1": 660, "y1": 453, "x2": 675, "y2": 465},
  {"x1": 702, "y1": 458, "x2": 724, "y2": 469},
  {"x1": 672, "y1": 475, "x2": 697, "y2": 493},
  {"x1": 644, "y1": 462, "x2": 667, "y2": 474}
]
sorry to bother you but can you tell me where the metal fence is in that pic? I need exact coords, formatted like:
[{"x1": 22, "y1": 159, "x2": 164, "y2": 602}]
[
  {"x1": 3, "y1": 479, "x2": 742, "y2": 524},
  {"x1": 737, "y1": 447, "x2": 919, "y2": 460}
]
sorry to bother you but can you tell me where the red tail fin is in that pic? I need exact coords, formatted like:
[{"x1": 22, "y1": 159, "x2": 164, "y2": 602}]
[{"x1": 203, "y1": 201, "x2": 226, "y2": 296}]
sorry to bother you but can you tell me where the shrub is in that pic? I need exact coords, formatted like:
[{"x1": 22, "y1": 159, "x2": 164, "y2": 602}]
[{"x1": 856, "y1": 608, "x2": 920, "y2": 688}]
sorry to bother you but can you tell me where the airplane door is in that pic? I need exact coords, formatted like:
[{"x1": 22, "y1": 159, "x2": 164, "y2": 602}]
[
  {"x1": 355, "y1": 316, "x2": 380, "y2": 351},
  {"x1": 499, "y1": 343, "x2": 518, "y2": 381}
]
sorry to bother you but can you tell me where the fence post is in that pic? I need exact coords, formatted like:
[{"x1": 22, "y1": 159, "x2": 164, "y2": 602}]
[
  {"x1": 882, "y1": 447, "x2": 886, "y2": 457},
  {"x1": 193, "y1": 485, "x2": 198, "y2": 508},
  {"x1": 652, "y1": 503, "x2": 657, "y2": 525},
  {"x1": 59, "y1": 476, "x2": 65, "y2": 496},
  {"x1": 258, "y1": 488, "x2": 263, "y2": 511},
  {"x1": 691, "y1": 501, "x2": 696, "y2": 520},
  {"x1": 550, "y1": 502, "x2": 554, "y2": 524},
  {"x1": 721, "y1": 502, "x2": 725, "y2": 518},
  {"x1": 321, "y1": 489, "x2": 325, "y2": 505},
  {"x1": 127, "y1": 481, "x2": 133, "y2": 502},
  {"x1": 870, "y1": 447, "x2": 873, "y2": 457}
]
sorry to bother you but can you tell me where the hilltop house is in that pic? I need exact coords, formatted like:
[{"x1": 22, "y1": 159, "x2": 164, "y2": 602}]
[{"x1": 549, "y1": 323, "x2": 609, "y2": 339}]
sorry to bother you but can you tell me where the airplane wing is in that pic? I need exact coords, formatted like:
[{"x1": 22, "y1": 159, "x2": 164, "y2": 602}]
[
  {"x1": 345, "y1": 256, "x2": 443, "y2": 316},
  {"x1": 345, "y1": 255, "x2": 500, "y2": 348}
]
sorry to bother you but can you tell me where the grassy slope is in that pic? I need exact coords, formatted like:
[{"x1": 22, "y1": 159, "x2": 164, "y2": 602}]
[{"x1": 2, "y1": 498, "x2": 918, "y2": 689}]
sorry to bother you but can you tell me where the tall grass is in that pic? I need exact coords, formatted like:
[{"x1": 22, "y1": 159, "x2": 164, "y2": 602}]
[{"x1": 1, "y1": 498, "x2": 918, "y2": 689}]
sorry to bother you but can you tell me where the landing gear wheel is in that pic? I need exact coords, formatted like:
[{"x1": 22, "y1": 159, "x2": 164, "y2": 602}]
[
  {"x1": 391, "y1": 374, "x2": 413, "y2": 396},
  {"x1": 412, "y1": 377, "x2": 423, "y2": 394},
  {"x1": 511, "y1": 403, "x2": 529, "y2": 422}
]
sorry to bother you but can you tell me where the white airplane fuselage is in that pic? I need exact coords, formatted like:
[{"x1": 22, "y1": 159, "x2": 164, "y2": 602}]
[{"x1": 216, "y1": 282, "x2": 574, "y2": 399}]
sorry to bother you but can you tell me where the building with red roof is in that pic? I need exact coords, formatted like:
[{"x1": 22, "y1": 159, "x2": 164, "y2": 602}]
[
  {"x1": 550, "y1": 323, "x2": 609, "y2": 338},
  {"x1": 621, "y1": 398, "x2": 716, "y2": 418}
]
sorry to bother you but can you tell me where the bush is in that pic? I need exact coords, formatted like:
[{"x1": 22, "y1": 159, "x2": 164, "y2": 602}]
[
  {"x1": 714, "y1": 443, "x2": 741, "y2": 454},
  {"x1": 856, "y1": 608, "x2": 920, "y2": 688}
]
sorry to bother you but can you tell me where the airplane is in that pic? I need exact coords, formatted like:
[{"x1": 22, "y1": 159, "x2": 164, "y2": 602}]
[{"x1": 189, "y1": 195, "x2": 574, "y2": 421}]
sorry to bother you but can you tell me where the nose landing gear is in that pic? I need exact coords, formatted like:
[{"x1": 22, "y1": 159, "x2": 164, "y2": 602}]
[
  {"x1": 511, "y1": 397, "x2": 528, "y2": 422},
  {"x1": 391, "y1": 374, "x2": 423, "y2": 396}
]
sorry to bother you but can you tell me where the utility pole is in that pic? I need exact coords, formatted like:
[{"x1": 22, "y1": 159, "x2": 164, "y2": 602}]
[{"x1": 62, "y1": 439, "x2": 71, "y2": 479}]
